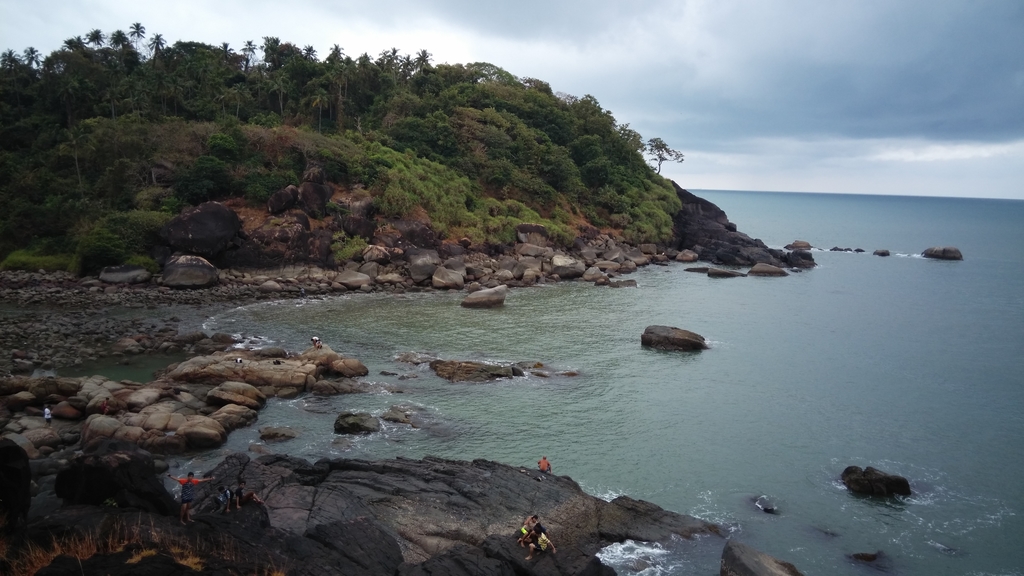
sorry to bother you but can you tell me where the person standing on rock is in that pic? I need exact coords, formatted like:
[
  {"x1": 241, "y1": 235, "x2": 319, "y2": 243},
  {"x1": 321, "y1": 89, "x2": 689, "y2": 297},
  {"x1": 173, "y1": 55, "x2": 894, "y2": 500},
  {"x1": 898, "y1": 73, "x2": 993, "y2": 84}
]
[
  {"x1": 538, "y1": 456, "x2": 551, "y2": 474},
  {"x1": 43, "y1": 405, "x2": 52, "y2": 426},
  {"x1": 168, "y1": 472, "x2": 214, "y2": 524}
]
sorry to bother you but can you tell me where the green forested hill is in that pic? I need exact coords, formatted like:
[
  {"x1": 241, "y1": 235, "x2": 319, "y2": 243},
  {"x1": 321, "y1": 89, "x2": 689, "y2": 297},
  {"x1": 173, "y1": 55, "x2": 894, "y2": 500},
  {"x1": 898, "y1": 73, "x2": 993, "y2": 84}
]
[{"x1": 0, "y1": 28, "x2": 684, "y2": 271}]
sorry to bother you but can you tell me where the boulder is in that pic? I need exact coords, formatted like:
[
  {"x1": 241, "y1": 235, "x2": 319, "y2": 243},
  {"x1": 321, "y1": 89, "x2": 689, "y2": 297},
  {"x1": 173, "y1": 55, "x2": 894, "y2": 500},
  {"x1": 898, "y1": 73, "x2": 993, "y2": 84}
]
[
  {"x1": 81, "y1": 415, "x2": 125, "y2": 448},
  {"x1": 582, "y1": 266, "x2": 605, "y2": 282},
  {"x1": 784, "y1": 250, "x2": 816, "y2": 268},
  {"x1": 675, "y1": 249, "x2": 699, "y2": 262},
  {"x1": 260, "y1": 426, "x2": 299, "y2": 441},
  {"x1": 0, "y1": 439, "x2": 31, "y2": 530},
  {"x1": 461, "y1": 285, "x2": 507, "y2": 308},
  {"x1": 6, "y1": 390, "x2": 40, "y2": 411},
  {"x1": 841, "y1": 466, "x2": 911, "y2": 496},
  {"x1": 429, "y1": 360, "x2": 515, "y2": 382},
  {"x1": 922, "y1": 246, "x2": 963, "y2": 260},
  {"x1": 515, "y1": 223, "x2": 549, "y2": 245},
  {"x1": 267, "y1": 185, "x2": 298, "y2": 214},
  {"x1": 515, "y1": 243, "x2": 549, "y2": 257},
  {"x1": 512, "y1": 257, "x2": 542, "y2": 279},
  {"x1": 297, "y1": 182, "x2": 331, "y2": 218},
  {"x1": 609, "y1": 279, "x2": 637, "y2": 288},
  {"x1": 328, "y1": 358, "x2": 369, "y2": 378},
  {"x1": 720, "y1": 540, "x2": 805, "y2": 576},
  {"x1": 174, "y1": 415, "x2": 227, "y2": 449},
  {"x1": 432, "y1": 266, "x2": 465, "y2": 289},
  {"x1": 640, "y1": 326, "x2": 709, "y2": 352},
  {"x1": 708, "y1": 268, "x2": 746, "y2": 278},
  {"x1": 99, "y1": 264, "x2": 152, "y2": 284},
  {"x1": 333, "y1": 412, "x2": 380, "y2": 435},
  {"x1": 640, "y1": 243, "x2": 658, "y2": 255},
  {"x1": 54, "y1": 439, "x2": 177, "y2": 515},
  {"x1": 362, "y1": 244, "x2": 392, "y2": 264},
  {"x1": 258, "y1": 280, "x2": 283, "y2": 293},
  {"x1": 748, "y1": 263, "x2": 789, "y2": 277},
  {"x1": 159, "y1": 201, "x2": 241, "y2": 257},
  {"x1": 2, "y1": 433, "x2": 40, "y2": 459},
  {"x1": 210, "y1": 404, "x2": 259, "y2": 432},
  {"x1": 207, "y1": 381, "x2": 267, "y2": 410},
  {"x1": 550, "y1": 255, "x2": 585, "y2": 279},
  {"x1": 784, "y1": 240, "x2": 812, "y2": 250},
  {"x1": 51, "y1": 400, "x2": 83, "y2": 420},
  {"x1": 336, "y1": 270, "x2": 372, "y2": 289},
  {"x1": 22, "y1": 427, "x2": 62, "y2": 449},
  {"x1": 407, "y1": 249, "x2": 441, "y2": 283},
  {"x1": 873, "y1": 249, "x2": 890, "y2": 257},
  {"x1": 161, "y1": 254, "x2": 219, "y2": 288},
  {"x1": 111, "y1": 337, "x2": 144, "y2": 355}
]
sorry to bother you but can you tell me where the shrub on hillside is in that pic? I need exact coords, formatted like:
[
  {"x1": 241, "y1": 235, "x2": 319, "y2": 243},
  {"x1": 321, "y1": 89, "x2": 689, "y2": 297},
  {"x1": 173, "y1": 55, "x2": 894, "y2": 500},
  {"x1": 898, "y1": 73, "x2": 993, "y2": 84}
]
[{"x1": 75, "y1": 227, "x2": 127, "y2": 275}]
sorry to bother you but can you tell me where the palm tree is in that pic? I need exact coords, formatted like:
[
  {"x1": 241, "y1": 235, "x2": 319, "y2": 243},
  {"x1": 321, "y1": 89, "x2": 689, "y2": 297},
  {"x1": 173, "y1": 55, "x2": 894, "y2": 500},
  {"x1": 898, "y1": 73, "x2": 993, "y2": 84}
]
[
  {"x1": 327, "y1": 44, "x2": 344, "y2": 63},
  {"x1": 148, "y1": 33, "x2": 166, "y2": 62},
  {"x1": 110, "y1": 30, "x2": 129, "y2": 50},
  {"x1": 303, "y1": 45, "x2": 317, "y2": 61},
  {"x1": 59, "y1": 126, "x2": 89, "y2": 191},
  {"x1": 22, "y1": 47, "x2": 40, "y2": 68},
  {"x1": 221, "y1": 42, "x2": 234, "y2": 65},
  {"x1": 57, "y1": 75, "x2": 81, "y2": 125},
  {"x1": 309, "y1": 88, "x2": 328, "y2": 132},
  {"x1": 129, "y1": 22, "x2": 146, "y2": 50},
  {"x1": 0, "y1": 49, "x2": 18, "y2": 71},
  {"x1": 414, "y1": 49, "x2": 432, "y2": 72},
  {"x1": 86, "y1": 29, "x2": 106, "y2": 48},
  {"x1": 242, "y1": 40, "x2": 257, "y2": 72},
  {"x1": 63, "y1": 36, "x2": 86, "y2": 51},
  {"x1": 269, "y1": 72, "x2": 288, "y2": 115},
  {"x1": 262, "y1": 36, "x2": 281, "y2": 69}
]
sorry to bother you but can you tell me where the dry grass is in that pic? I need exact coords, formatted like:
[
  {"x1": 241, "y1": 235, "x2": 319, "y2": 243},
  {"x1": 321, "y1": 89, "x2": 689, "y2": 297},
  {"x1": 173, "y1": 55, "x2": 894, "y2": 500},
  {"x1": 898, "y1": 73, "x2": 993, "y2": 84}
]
[
  {"x1": 0, "y1": 515, "x2": 283, "y2": 576},
  {"x1": 125, "y1": 548, "x2": 156, "y2": 564}
]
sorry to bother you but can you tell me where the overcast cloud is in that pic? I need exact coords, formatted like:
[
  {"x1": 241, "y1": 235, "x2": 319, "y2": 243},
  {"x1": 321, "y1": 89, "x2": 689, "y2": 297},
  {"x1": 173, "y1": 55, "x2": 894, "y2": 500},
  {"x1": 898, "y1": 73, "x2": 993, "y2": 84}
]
[{"x1": 2, "y1": 0, "x2": 1022, "y2": 199}]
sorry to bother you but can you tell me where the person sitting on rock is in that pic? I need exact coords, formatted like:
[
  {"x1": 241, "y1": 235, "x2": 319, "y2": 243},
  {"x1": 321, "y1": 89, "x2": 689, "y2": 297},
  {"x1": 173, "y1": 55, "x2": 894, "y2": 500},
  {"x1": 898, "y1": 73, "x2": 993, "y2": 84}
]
[
  {"x1": 518, "y1": 514, "x2": 539, "y2": 542},
  {"x1": 167, "y1": 471, "x2": 215, "y2": 524},
  {"x1": 538, "y1": 456, "x2": 552, "y2": 474},
  {"x1": 234, "y1": 481, "x2": 265, "y2": 507},
  {"x1": 311, "y1": 336, "x2": 322, "y2": 350},
  {"x1": 524, "y1": 524, "x2": 556, "y2": 560},
  {"x1": 216, "y1": 485, "x2": 234, "y2": 514}
]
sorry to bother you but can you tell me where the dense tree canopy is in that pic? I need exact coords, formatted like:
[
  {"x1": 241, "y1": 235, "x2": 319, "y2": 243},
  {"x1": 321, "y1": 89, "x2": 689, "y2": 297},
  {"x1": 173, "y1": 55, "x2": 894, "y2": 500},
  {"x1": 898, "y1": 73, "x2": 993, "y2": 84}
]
[{"x1": 0, "y1": 26, "x2": 685, "y2": 270}]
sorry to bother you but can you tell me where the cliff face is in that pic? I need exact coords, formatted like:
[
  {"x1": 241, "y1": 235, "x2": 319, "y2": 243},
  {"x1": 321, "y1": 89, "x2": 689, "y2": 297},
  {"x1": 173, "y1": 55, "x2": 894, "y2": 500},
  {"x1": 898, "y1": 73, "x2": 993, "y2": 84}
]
[{"x1": 670, "y1": 182, "x2": 814, "y2": 268}]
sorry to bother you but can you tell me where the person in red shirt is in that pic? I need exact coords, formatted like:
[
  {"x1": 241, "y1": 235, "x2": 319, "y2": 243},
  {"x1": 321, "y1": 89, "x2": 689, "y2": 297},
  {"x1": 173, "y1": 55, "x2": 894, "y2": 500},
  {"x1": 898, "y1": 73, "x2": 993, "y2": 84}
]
[
  {"x1": 538, "y1": 456, "x2": 552, "y2": 474},
  {"x1": 167, "y1": 472, "x2": 215, "y2": 524}
]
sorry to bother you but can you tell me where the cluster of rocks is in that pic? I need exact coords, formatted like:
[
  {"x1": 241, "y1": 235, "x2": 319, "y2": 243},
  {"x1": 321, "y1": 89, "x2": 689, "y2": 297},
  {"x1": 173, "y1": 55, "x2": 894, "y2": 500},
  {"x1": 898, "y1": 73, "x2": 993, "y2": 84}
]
[
  {"x1": 2, "y1": 436, "x2": 809, "y2": 576},
  {"x1": 784, "y1": 240, "x2": 964, "y2": 261}
]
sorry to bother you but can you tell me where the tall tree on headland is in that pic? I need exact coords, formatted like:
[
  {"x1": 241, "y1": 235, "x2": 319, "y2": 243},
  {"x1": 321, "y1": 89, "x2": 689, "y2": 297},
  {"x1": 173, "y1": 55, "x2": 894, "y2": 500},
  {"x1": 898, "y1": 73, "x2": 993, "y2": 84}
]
[{"x1": 645, "y1": 137, "x2": 684, "y2": 174}]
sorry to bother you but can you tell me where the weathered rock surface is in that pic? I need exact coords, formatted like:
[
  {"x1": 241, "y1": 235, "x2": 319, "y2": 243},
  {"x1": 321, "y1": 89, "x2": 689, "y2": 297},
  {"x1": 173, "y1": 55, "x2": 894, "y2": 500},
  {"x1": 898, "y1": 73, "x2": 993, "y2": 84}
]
[
  {"x1": 98, "y1": 264, "x2": 152, "y2": 284},
  {"x1": 841, "y1": 466, "x2": 912, "y2": 496},
  {"x1": 161, "y1": 254, "x2": 219, "y2": 288},
  {"x1": 159, "y1": 201, "x2": 241, "y2": 258},
  {"x1": 748, "y1": 263, "x2": 789, "y2": 277},
  {"x1": 720, "y1": 540, "x2": 804, "y2": 576},
  {"x1": 922, "y1": 246, "x2": 963, "y2": 260},
  {"x1": 784, "y1": 241, "x2": 812, "y2": 251},
  {"x1": 207, "y1": 381, "x2": 267, "y2": 410},
  {"x1": 641, "y1": 326, "x2": 709, "y2": 352},
  {"x1": 708, "y1": 268, "x2": 747, "y2": 278},
  {"x1": 462, "y1": 284, "x2": 508, "y2": 308},
  {"x1": 429, "y1": 360, "x2": 515, "y2": 382},
  {"x1": 54, "y1": 439, "x2": 177, "y2": 515},
  {"x1": 260, "y1": 426, "x2": 299, "y2": 441},
  {"x1": 432, "y1": 266, "x2": 465, "y2": 289},
  {"x1": 550, "y1": 255, "x2": 585, "y2": 279},
  {"x1": 333, "y1": 412, "x2": 380, "y2": 434}
]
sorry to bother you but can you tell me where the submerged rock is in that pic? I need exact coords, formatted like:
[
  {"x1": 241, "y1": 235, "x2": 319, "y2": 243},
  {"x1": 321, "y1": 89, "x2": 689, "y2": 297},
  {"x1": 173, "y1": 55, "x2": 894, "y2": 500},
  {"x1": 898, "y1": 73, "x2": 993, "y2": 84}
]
[
  {"x1": 333, "y1": 411, "x2": 380, "y2": 434},
  {"x1": 721, "y1": 540, "x2": 805, "y2": 576},
  {"x1": 708, "y1": 268, "x2": 746, "y2": 278},
  {"x1": 429, "y1": 360, "x2": 515, "y2": 382}
]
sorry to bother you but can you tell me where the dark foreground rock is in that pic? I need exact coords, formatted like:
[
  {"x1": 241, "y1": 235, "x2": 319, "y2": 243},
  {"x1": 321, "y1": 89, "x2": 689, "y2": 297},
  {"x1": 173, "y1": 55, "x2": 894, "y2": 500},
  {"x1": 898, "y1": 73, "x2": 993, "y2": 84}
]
[
  {"x1": 0, "y1": 438, "x2": 31, "y2": 532},
  {"x1": 841, "y1": 465, "x2": 911, "y2": 496},
  {"x1": 54, "y1": 439, "x2": 177, "y2": 515},
  {"x1": 922, "y1": 246, "x2": 963, "y2": 260},
  {"x1": 721, "y1": 540, "x2": 804, "y2": 576},
  {"x1": 18, "y1": 451, "x2": 723, "y2": 576},
  {"x1": 641, "y1": 326, "x2": 709, "y2": 351}
]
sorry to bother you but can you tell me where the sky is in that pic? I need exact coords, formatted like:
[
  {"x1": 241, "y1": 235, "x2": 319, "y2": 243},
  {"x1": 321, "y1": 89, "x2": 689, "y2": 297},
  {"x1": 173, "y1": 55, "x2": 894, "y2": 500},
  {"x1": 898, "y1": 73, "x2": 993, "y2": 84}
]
[{"x1": 2, "y1": 0, "x2": 1022, "y2": 200}]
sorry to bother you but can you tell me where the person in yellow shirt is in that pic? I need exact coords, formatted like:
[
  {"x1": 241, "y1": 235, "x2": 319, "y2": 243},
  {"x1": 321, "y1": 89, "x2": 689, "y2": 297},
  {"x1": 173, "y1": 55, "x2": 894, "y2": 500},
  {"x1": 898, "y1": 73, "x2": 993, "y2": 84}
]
[{"x1": 524, "y1": 523, "x2": 556, "y2": 560}]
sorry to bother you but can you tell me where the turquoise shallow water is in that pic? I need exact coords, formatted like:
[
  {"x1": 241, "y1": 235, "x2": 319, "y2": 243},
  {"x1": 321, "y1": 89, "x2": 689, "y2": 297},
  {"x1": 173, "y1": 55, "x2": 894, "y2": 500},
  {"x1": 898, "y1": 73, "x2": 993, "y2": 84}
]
[{"x1": 167, "y1": 191, "x2": 1024, "y2": 575}]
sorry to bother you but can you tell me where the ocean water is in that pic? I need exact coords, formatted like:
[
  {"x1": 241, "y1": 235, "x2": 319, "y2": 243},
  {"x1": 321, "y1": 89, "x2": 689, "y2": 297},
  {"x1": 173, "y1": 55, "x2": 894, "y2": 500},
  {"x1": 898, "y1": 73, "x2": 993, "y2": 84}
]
[{"x1": 169, "y1": 191, "x2": 1023, "y2": 575}]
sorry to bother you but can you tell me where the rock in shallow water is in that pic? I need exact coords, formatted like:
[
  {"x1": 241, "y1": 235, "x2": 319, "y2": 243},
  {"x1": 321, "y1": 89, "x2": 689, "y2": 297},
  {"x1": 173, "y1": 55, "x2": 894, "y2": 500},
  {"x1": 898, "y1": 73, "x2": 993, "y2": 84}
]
[
  {"x1": 640, "y1": 326, "x2": 708, "y2": 352},
  {"x1": 721, "y1": 540, "x2": 805, "y2": 576},
  {"x1": 922, "y1": 246, "x2": 963, "y2": 260},
  {"x1": 841, "y1": 465, "x2": 911, "y2": 496},
  {"x1": 461, "y1": 284, "x2": 507, "y2": 308}
]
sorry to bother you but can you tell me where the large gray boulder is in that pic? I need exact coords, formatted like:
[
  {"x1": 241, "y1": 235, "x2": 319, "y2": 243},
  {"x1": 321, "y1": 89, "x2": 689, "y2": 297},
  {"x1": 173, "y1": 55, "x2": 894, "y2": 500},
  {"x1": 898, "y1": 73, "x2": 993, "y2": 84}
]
[
  {"x1": 641, "y1": 326, "x2": 708, "y2": 351},
  {"x1": 296, "y1": 181, "x2": 331, "y2": 218},
  {"x1": 748, "y1": 263, "x2": 789, "y2": 277},
  {"x1": 335, "y1": 270, "x2": 372, "y2": 290},
  {"x1": 267, "y1": 185, "x2": 298, "y2": 214},
  {"x1": 841, "y1": 466, "x2": 911, "y2": 496},
  {"x1": 922, "y1": 246, "x2": 963, "y2": 260},
  {"x1": 432, "y1": 266, "x2": 465, "y2": 289},
  {"x1": 99, "y1": 264, "x2": 152, "y2": 284},
  {"x1": 334, "y1": 412, "x2": 380, "y2": 434},
  {"x1": 550, "y1": 254, "x2": 585, "y2": 279},
  {"x1": 407, "y1": 249, "x2": 441, "y2": 283},
  {"x1": 721, "y1": 540, "x2": 804, "y2": 576},
  {"x1": 461, "y1": 285, "x2": 507, "y2": 308},
  {"x1": 161, "y1": 254, "x2": 219, "y2": 288},
  {"x1": 159, "y1": 201, "x2": 241, "y2": 257}
]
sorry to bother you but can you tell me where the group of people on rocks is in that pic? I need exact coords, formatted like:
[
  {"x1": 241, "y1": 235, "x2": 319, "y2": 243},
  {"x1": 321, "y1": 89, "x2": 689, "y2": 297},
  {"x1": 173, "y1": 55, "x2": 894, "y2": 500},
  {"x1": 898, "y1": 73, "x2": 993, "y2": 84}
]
[
  {"x1": 518, "y1": 513, "x2": 557, "y2": 560},
  {"x1": 167, "y1": 472, "x2": 264, "y2": 524}
]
